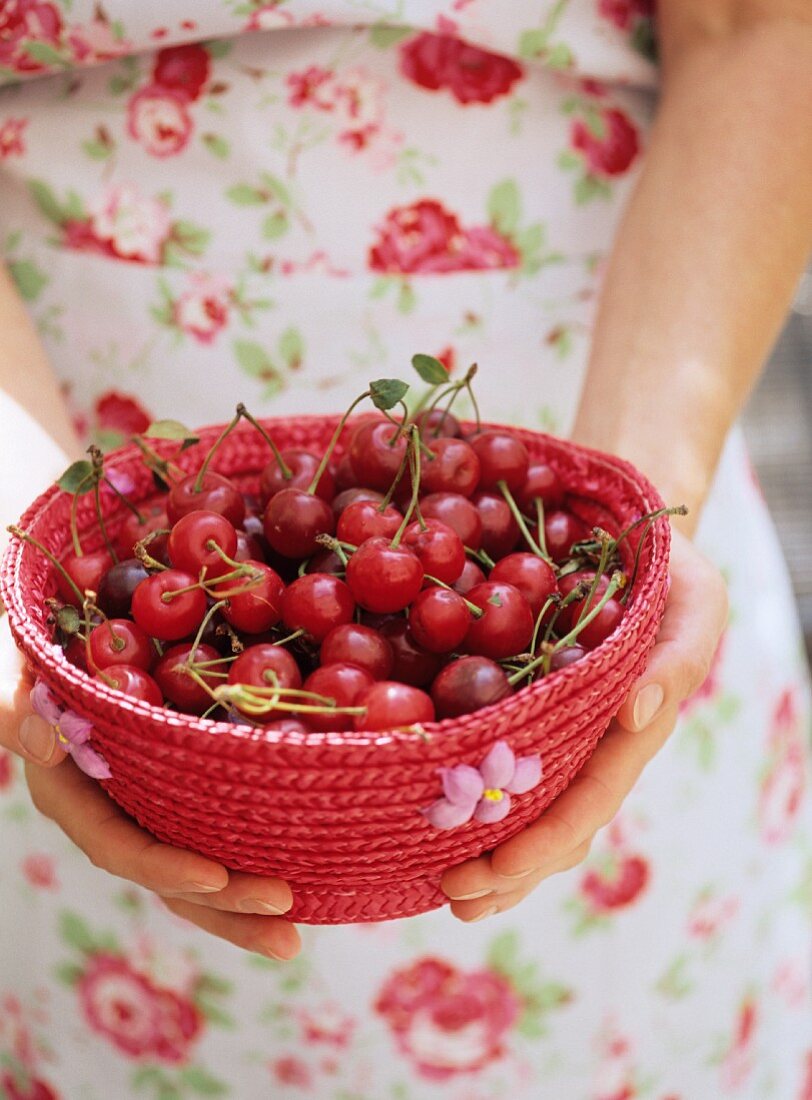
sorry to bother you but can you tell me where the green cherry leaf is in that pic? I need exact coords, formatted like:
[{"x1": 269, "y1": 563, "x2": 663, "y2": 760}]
[
  {"x1": 144, "y1": 419, "x2": 199, "y2": 444},
  {"x1": 369, "y1": 378, "x2": 409, "y2": 411},
  {"x1": 55, "y1": 605, "x2": 81, "y2": 635},
  {"x1": 411, "y1": 354, "x2": 448, "y2": 385},
  {"x1": 57, "y1": 460, "x2": 94, "y2": 495}
]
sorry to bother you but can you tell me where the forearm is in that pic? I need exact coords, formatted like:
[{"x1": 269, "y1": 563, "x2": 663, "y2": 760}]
[
  {"x1": 0, "y1": 263, "x2": 80, "y2": 456},
  {"x1": 571, "y1": 20, "x2": 812, "y2": 533}
]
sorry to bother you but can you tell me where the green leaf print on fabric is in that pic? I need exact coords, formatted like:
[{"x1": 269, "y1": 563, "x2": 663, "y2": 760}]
[
  {"x1": 486, "y1": 930, "x2": 572, "y2": 1038},
  {"x1": 201, "y1": 133, "x2": 230, "y2": 159},
  {"x1": 370, "y1": 25, "x2": 413, "y2": 49},
  {"x1": 517, "y1": 0, "x2": 574, "y2": 69},
  {"x1": 8, "y1": 258, "x2": 48, "y2": 301},
  {"x1": 234, "y1": 339, "x2": 285, "y2": 398},
  {"x1": 487, "y1": 180, "x2": 521, "y2": 238},
  {"x1": 59, "y1": 910, "x2": 121, "y2": 955}
]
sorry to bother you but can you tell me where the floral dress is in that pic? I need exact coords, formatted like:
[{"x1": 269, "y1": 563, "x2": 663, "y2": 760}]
[{"x1": 1, "y1": 2, "x2": 811, "y2": 1098}]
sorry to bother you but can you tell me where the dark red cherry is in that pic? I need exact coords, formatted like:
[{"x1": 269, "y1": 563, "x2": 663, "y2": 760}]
[
  {"x1": 212, "y1": 561, "x2": 285, "y2": 634},
  {"x1": 420, "y1": 437, "x2": 480, "y2": 497},
  {"x1": 490, "y1": 553, "x2": 558, "y2": 616},
  {"x1": 320, "y1": 624, "x2": 394, "y2": 680},
  {"x1": 431, "y1": 656, "x2": 512, "y2": 719},
  {"x1": 541, "y1": 511, "x2": 589, "y2": 563},
  {"x1": 96, "y1": 558, "x2": 149, "y2": 617},
  {"x1": 167, "y1": 472, "x2": 245, "y2": 528},
  {"x1": 565, "y1": 597, "x2": 624, "y2": 649},
  {"x1": 464, "y1": 581, "x2": 534, "y2": 660},
  {"x1": 99, "y1": 664, "x2": 163, "y2": 707},
  {"x1": 305, "y1": 548, "x2": 345, "y2": 576},
  {"x1": 452, "y1": 559, "x2": 486, "y2": 596},
  {"x1": 154, "y1": 642, "x2": 221, "y2": 714},
  {"x1": 259, "y1": 448, "x2": 335, "y2": 505},
  {"x1": 280, "y1": 573, "x2": 355, "y2": 642},
  {"x1": 117, "y1": 500, "x2": 168, "y2": 558},
  {"x1": 57, "y1": 549, "x2": 115, "y2": 608},
  {"x1": 330, "y1": 487, "x2": 384, "y2": 520},
  {"x1": 408, "y1": 587, "x2": 472, "y2": 653},
  {"x1": 334, "y1": 451, "x2": 360, "y2": 493},
  {"x1": 402, "y1": 519, "x2": 465, "y2": 585},
  {"x1": 472, "y1": 491, "x2": 520, "y2": 559},
  {"x1": 234, "y1": 528, "x2": 264, "y2": 563},
  {"x1": 413, "y1": 407, "x2": 461, "y2": 439},
  {"x1": 354, "y1": 681, "x2": 435, "y2": 731},
  {"x1": 549, "y1": 645, "x2": 588, "y2": 671},
  {"x1": 379, "y1": 619, "x2": 443, "y2": 688},
  {"x1": 303, "y1": 662, "x2": 375, "y2": 731},
  {"x1": 420, "y1": 493, "x2": 482, "y2": 550},
  {"x1": 345, "y1": 538, "x2": 424, "y2": 613},
  {"x1": 263, "y1": 488, "x2": 335, "y2": 559},
  {"x1": 348, "y1": 420, "x2": 409, "y2": 492},
  {"x1": 518, "y1": 462, "x2": 564, "y2": 511},
  {"x1": 469, "y1": 431, "x2": 529, "y2": 493}
]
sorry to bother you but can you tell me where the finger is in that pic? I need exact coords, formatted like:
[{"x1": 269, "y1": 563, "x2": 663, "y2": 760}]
[
  {"x1": 0, "y1": 624, "x2": 67, "y2": 766},
  {"x1": 449, "y1": 840, "x2": 593, "y2": 921},
  {"x1": 616, "y1": 533, "x2": 728, "y2": 733},
  {"x1": 161, "y1": 871, "x2": 293, "y2": 916},
  {"x1": 161, "y1": 896, "x2": 301, "y2": 960},
  {"x1": 25, "y1": 757, "x2": 229, "y2": 894},
  {"x1": 488, "y1": 705, "x2": 680, "y2": 880}
]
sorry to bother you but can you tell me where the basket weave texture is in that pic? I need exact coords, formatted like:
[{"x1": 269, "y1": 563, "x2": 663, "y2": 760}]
[{"x1": 1, "y1": 417, "x2": 670, "y2": 924}]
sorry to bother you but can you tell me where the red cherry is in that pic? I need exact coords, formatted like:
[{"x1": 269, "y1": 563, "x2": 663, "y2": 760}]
[
  {"x1": 452, "y1": 559, "x2": 486, "y2": 596},
  {"x1": 167, "y1": 509, "x2": 238, "y2": 577},
  {"x1": 57, "y1": 549, "x2": 115, "y2": 608},
  {"x1": 99, "y1": 664, "x2": 163, "y2": 707},
  {"x1": 464, "y1": 581, "x2": 534, "y2": 659},
  {"x1": 555, "y1": 571, "x2": 611, "y2": 631},
  {"x1": 413, "y1": 407, "x2": 461, "y2": 439},
  {"x1": 259, "y1": 448, "x2": 335, "y2": 505},
  {"x1": 331, "y1": 487, "x2": 384, "y2": 520},
  {"x1": 542, "y1": 511, "x2": 589, "y2": 563},
  {"x1": 303, "y1": 662, "x2": 374, "y2": 731},
  {"x1": 305, "y1": 548, "x2": 345, "y2": 576},
  {"x1": 379, "y1": 619, "x2": 443, "y2": 687},
  {"x1": 64, "y1": 634, "x2": 89, "y2": 671},
  {"x1": 408, "y1": 587, "x2": 473, "y2": 653},
  {"x1": 131, "y1": 569, "x2": 206, "y2": 641},
  {"x1": 469, "y1": 431, "x2": 529, "y2": 493},
  {"x1": 472, "y1": 491, "x2": 520, "y2": 559},
  {"x1": 280, "y1": 573, "x2": 355, "y2": 642},
  {"x1": 88, "y1": 619, "x2": 155, "y2": 672},
  {"x1": 431, "y1": 656, "x2": 512, "y2": 719},
  {"x1": 320, "y1": 624, "x2": 394, "y2": 680},
  {"x1": 420, "y1": 437, "x2": 480, "y2": 497},
  {"x1": 348, "y1": 420, "x2": 409, "y2": 492},
  {"x1": 212, "y1": 561, "x2": 285, "y2": 633},
  {"x1": 345, "y1": 537, "x2": 424, "y2": 613},
  {"x1": 420, "y1": 493, "x2": 482, "y2": 550},
  {"x1": 227, "y1": 643, "x2": 302, "y2": 720},
  {"x1": 234, "y1": 528, "x2": 265, "y2": 563},
  {"x1": 402, "y1": 519, "x2": 465, "y2": 585},
  {"x1": 518, "y1": 462, "x2": 564, "y2": 511},
  {"x1": 490, "y1": 553, "x2": 558, "y2": 616},
  {"x1": 154, "y1": 642, "x2": 221, "y2": 714},
  {"x1": 334, "y1": 451, "x2": 360, "y2": 493},
  {"x1": 549, "y1": 645, "x2": 588, "y2": 671},
  {"x1": 96, "y1": 558, "x2": 149, "y2": 617},
  {"x1": 354, "y1": 681, "x2": 435, "y2": 731},
  {"x1": 167, "y1": 472, "x2": 245, "y2": 528},
  {"x1": 117, "y1": 500, "x2": 168, "y2": 558},
  {"x1": 336, "y1": 499, "x2": 402, "y2": 546},
  {"x1": 263, "y1": 487, "x2": 335, "y2": 559},
  {"x1": 566, "y1": 596, "x2": 624, "y2": 649}
]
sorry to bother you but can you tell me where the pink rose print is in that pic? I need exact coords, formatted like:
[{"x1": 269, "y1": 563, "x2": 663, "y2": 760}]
[
  {"x1": 152, "y1": 44, "x2": 211, "y2": 102},
  {"x1": 173, "y1": 273, "x2": 232, "y2": 344},
  {"x1": 369, "y1": 199, "x2": 520, "y2": 275},
  {"x1": 686, "y1": 892, "x2": 739, "y2": 941},
  {"x1": 720, "y1": 996, "x2": 757, "y2": 1091},
  {"x1": 0, "y1": 0, "x2": 63, "y2": 74},
  {"x1": 598, "y1": 0, "x2": 655, "y2": 32},
  {"x1": 581, "y1": 853, "x2": 649, "y2": 914},
  {"x1": 571, "y1": 107, "x2": 639, "y2": 178},
  {"x1": 66, "y1": 18, "x2": 130, "y2": 64},
  {"x1": 298, "y1": 1003, "x2": 355, "y2": 1047},
  {"x1": 375, "y1": 956, "x2": 520, "y2": 1080},
  {"x1": 271, "y1": 1056, "x2": 312, "y2": 1089},
  {"x1": 800, "y1": 1051, "x2": 812, "y2": 1100},
  {"x1": 127, "y1": 85, "x2": 192, "y2": 158},
  {"x1": 286, "y1": 65, "x2": 335, "y2": 111},
  {"x1": 87, "y1": 184, "x2": 172, "y2": 264},
  {"x1": 21, "y1": 853, "x2": 58, "y2": 890},
  {"x1": 0, "y1": 119, "x2": 27, "y2": 160},
  {"x1": 680, "y1": 630, "x2": 726, "y2": 715},
  {"x1": 400, "y1": 32, "x2": 524, "y2": 105},
  {"x1": 759, "y1": 687, "x2": 807, "y2": 844},
  {"x1": 0, "y1": 1072, "x2": 60, "y2": 1100},
  {"x1": 285, "y1": 64, "x2": 396, "y2": 160},
  {"x1": 77, "y1": 954, "x2": 202, "y2": 1064},
  {"x1": 95, "y1": 391, "x2": 152, "y2": 437}
]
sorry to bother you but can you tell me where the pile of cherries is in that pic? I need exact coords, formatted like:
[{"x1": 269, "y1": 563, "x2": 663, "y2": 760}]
[{"x1": 24, "y1": 360, "x2": 671, "y2": 734}]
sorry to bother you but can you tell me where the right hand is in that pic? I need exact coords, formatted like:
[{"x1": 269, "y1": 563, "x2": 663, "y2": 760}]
[{"x1": 0, "y1": 619, "x2": 301, "y2": 960}]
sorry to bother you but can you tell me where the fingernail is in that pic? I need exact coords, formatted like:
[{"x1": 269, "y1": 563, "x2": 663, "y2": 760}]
[
  {"x1": 239, "y1": 898, "x2": 288, "y2": 915},
  {"x1": 633, "y1": 683, "x2": 664, "y2": 730},
  {"x1": 18, "y1": 716, "x2": 56, "y2": 763},
  {"x1": 498, "y1": 867, "x2": 539, "y2": 881},
  {"x1": 447, "y1": 887, "x2": 494, "y2": 901},
  {"x1": 180, "y1": 880, "x2": 223, "y2": 894},
  {"x1": 468, "y1": 906, "x2": 499, "y2": 922}
]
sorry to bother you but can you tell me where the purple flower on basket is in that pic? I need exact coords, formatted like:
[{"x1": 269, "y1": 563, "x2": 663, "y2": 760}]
[
  {"x1": 30, "y1": 679, "x2": 112, "y2": 779},
  {"x1": 422, "y1": 741, "x2": 542, "y2": 830}
]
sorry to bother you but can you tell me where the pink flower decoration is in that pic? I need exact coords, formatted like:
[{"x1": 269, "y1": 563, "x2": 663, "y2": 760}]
[
  {"x1": 422, "y1": 740, "x2": 541, "y2": 830},
  {"x1": 30, "y1": 680, "x2": 111, "y2": 779}
]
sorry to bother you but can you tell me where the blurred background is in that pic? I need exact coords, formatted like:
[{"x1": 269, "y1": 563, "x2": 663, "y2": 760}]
[{"x1": 742, "y1": 274, "x2": 812, "y2": 665}]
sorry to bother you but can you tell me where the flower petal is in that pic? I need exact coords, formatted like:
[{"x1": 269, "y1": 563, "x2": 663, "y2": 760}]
[
  {"x1": 70, "y1": 742, "x2": 112, "y2": 780},
  {"x1": 474, "y1": 792, "x2": 512, "y2": 824},
  {"x1": 422, "y1": 797, "x2": 476, "y2": 831},
  {"x1": 58, "y1": 711, "x2": 94, "y2": 745},
  {"x1": 30, "y1": 680, "x2": 62, "y2": 726},
  {"x1": 479, "y1": 741, "x2": 516, "y2": 789},
  {"x1": 439, "y1": 764, "x2": 484, "y2": 806},
  {"x1": 504, "y1": 755, "x2": 543, "y2": 794}
]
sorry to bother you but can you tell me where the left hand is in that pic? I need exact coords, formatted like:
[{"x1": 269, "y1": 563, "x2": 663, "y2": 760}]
[{"x1": 440, "y1": 529, "x2": 728, "y2": 921}]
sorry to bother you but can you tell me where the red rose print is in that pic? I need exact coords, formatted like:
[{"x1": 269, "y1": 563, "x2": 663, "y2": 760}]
[
  {"x1": 95, "y1": 392, "x2": 152, "y2": 436},
  {"x1": 0, "y1": 1, "x2": 63, "y2": 73},
  {"x1": 580, "y1": 854, "x2": 650, "y2": 912},
  {"x1": 21, "y1": 853, "x2": 58, "y2": 890},
  {"x1": 127, "y1": 85, "x2": 192, "y2": 158},
  {"x1": 599, "y1": 0, "x2": 654, "y2": 31},
  {"x1": 150, "y1": 987, "x2": 204, "y2": 1064},
  {"x1": 759, "y1": 688, "x2": 807, "y2": 844},
  {"x1": 369, "y1": 200, "x2": 519, "y2": 275},
  {"x1": 571, "y1": 108, "x2": 639, "y2": 177},
  {"x1": 0, "y1": 119, "x2": 27, "y2": 160},
  {"x1": 400, "y1": 33, "x2": 523, "y2": 105},
  {"x1": 375, "y1": 956, "x2": 520, "y2": 1080},
  {"x1": 152, "y1": 44, "x2": 211, "y2": 102},
  {"x1": 0, "y1": 1072, "x2": 59, "y2": 1100},
  {"x1": 721, "y1": 997, "x2": 758, "y2": 1090},
  {"x1": 286, "y1": 65, "x2": 335, "y2": 110},
  {"x1": 271, "y1": 1056, "x2": 312, "y2": 1088}
]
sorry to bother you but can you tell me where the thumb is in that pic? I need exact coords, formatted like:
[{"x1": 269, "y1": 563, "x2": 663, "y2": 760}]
[{"x1": 0, "y1": 612, "x2": 68, "y2": 767}]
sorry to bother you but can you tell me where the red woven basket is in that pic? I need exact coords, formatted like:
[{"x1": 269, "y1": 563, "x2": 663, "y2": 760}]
[{"x1": 1, "y1": 416, "x2": 670, "y2": 924}]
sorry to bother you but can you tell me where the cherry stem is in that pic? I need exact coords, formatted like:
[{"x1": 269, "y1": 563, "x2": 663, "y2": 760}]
[
  {"x1": 102, "y1": 476, "x2": 144, "y2": 523},
  {"x1": 274, "y1": 628, "x2": 305, "y2": 647},
  {"x1": 611, "y1": 505, "x2": 688, "y2": 556},
  {"x1": 391, "y1": 426, "x2": 422, "y2": 549},
  {"x1": 188, "y1": 599, "x2": 229, "y2": 659},
  {"x1": 497, "y1": 480, "x2": 552, "y2": 563},
  {"x1": 464, "y1": 364, "x2": 481, "y2": 432},
  {"x1": 314, "y1": 533, "x2": 349, "y2": 567},
  {"x1": 466, "y1": 545, "x2": 495, "y2": 570},
  {"x1": 379, "y1": 438, "x2": 412, "y2": 511},
  {"x1": 534, "y1": 499, "x2": 549, "y2": 559},
  {"x1": 508, "y1": 573, "x2": 623, "y2": 684},
  {"x1": 530, "y1": 593, "x2": 560, "y2": 654},
  {"x1": 620, "y1": 516, "x2": 658, "y2": 606},
  {"x1": 89, "y1": 447, "x2": 118, "y2": 566},
  {"x1": 307, "y1": 391, "x2": 371, "y2": 496},
  {"x1": 194, "y1": 410, "x2": 240, "y2": 493},
  {"x1": 68, "y1": 474, "x2": 92, "y2": 558},
  {"x1": 133, "y1": 529, "x2": 170, "y2": 572},
  {"x1": 542, "y1": 579, "x2": 591, "y2": 644},
  {"x1": 7, "y1": 525, "x2": 85, "y2": 606},
  {"x1": 423, "y1": 574, "x2": 484, "y2": 617},
  {"x1": 235, "y1": 403, "x2": 292, "y2": 480},
  {"x1": 133, "y1": 437, "x2": 182, "y2": 487},
  {"x1": 213, "y1": 682, "x2": 367, "y2": 718},
  {"x1": 574, "y1": 531, "x2": 613, "y2": 628},
  {"x1": 161, "y1": 582, "x2": 204, "y2": 603}
]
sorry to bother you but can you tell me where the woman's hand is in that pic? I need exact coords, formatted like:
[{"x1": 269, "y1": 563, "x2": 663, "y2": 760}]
[
  {"x1": 0, "y1": 621, "x2": 301, "y2": 959},
  {"x1": 440, "y1": 529, "x2": 728, "y2": 920}
]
